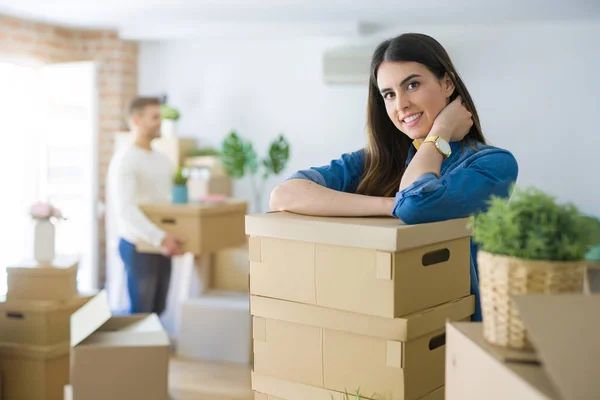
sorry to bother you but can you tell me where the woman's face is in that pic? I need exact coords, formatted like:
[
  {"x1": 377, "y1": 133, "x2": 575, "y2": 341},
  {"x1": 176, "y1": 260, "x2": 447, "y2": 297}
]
[{"x1": 377, "y1": 61, "x2": 454, "y2": 140}]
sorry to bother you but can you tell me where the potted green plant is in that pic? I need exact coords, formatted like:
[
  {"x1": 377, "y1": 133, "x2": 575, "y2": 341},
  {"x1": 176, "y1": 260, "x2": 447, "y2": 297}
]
[
  {"x1": 172, "y1": 166, "x2": 189, "y2": 204},
  {"x1": 220, "y1": 130, "x2": 290, "y2": 213},
  {"x1": 473, "y1": 186, "x2": 600, "y2": 350},
  {"x1": 160, "y1": 104, "x2": 181, "y2": 138}
]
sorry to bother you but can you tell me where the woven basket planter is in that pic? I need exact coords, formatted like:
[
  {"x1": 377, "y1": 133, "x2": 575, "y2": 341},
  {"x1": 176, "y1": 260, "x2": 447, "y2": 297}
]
[{"x1": 478, "y1": 251, "x2": 586, "y2": 350}]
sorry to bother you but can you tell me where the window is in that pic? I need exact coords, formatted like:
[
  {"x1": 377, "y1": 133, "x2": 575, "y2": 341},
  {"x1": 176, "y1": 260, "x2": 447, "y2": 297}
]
[{"x1": 0, "y1": 59, "x2": 98, "y2": 295}]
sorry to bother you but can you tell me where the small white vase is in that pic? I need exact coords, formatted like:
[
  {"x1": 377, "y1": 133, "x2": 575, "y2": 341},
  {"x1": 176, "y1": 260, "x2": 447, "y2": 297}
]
[
  {"x1": 161, "y1": 119, "x2": 177, "y2": 137},
  {"x1": 34, "y1": 219, "x2": 55, "y2": 264}
]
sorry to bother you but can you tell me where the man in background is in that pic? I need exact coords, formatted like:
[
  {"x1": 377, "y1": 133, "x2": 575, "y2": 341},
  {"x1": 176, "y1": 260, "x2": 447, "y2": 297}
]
[{"x1": 107, "y1": 97, "x2": 183, "y2": 315}]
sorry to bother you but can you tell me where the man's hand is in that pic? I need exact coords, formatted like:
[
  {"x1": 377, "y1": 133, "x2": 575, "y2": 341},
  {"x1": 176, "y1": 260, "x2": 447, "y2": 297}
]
[{"x1": 160, "y1": 233, "x2": 184, "y2": 256}]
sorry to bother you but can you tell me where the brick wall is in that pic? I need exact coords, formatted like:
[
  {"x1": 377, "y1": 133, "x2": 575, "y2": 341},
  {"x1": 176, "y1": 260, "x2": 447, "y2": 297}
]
[{"x1": 0, "y1": 14, "x2": 138, "y2": 285}]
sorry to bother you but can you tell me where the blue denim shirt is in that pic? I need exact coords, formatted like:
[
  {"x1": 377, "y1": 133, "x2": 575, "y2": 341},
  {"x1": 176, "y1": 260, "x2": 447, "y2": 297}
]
[{"x1": 287, "y1": 140, "x2": 519, "y2": 321}]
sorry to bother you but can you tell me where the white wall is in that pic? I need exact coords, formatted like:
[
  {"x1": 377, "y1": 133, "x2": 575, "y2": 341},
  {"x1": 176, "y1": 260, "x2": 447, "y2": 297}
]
[
  {"x1": 139, "y1": 37, "x2": 368, "y2": 212},
  {"x1": 139, "y1": 19, "x2": 600, "y2": 216}
]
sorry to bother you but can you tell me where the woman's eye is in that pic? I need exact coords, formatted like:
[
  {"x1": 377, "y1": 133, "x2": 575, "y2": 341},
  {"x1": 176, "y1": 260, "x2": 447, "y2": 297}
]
[
  {"x1": 407, "y1": 81, "x2": 420, "y2": 91},
  {"x1": 383, "y1": 92, "x2": 395, "y2": 100}
]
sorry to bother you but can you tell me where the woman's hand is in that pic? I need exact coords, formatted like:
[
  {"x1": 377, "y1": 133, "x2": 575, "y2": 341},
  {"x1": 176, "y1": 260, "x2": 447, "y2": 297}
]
[{"x1": 429, "y1": 96, "x2": 473, "y2": 142}]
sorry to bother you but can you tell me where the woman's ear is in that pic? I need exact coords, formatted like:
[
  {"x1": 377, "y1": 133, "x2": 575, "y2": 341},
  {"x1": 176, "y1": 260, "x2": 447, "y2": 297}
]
[{"x1": 443, "y1": 72, "x2": 456, "y2": 98}]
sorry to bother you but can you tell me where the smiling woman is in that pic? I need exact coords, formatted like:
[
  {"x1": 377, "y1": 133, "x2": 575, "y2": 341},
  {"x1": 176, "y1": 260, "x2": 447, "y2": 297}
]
[{"x1": 268, "y1": 33, "x2": 519, "y2": 321}]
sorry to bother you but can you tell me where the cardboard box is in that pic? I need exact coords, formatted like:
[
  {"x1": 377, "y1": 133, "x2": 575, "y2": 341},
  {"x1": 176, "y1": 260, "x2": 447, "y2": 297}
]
[
  {"x1": 0, "y1": 341, "x2": 69, "y2": 400},
  {"x1": 252, "y1": 373, "x2": 444, "y2": 400},
  {"x1": 446, "y1": 295, "x2": 600, "y2": 400},
  {"x1": 212, "y1": 239, "x2": 250, "y2": 292},
  {"x1": 0, "y1": 292, "x2": 94, "y2": 346},
  {"x1": 184, "y1": 155, "x2": 227, "y2": 176},
  {"x1": 137, "y1": 200, "x2": 248, "y2": 255},
  {"x1": 178, "y1": 290, "x2": 251, "y2": 364},
  {"x1": 152, "y1": 137, "x2": 197, "y2": 167},
  {"x1": 6, "y1": 257, "x2": 78, "y2": 301},
  {"x1": 585, "y1": 262, "x2": 600, "y2": 293},
  {"x1": 187, "y1": 175, "x2": 232, "y2": 200},
  {"x1": 70, "y1": 291, "x2": 170, "y2": 400},
  {"x1": 246, "y1": 212, "x2": 471, "y2": 317},
  {"x1": 251, "y1": 295, "x2": 474, "y2": 400}
]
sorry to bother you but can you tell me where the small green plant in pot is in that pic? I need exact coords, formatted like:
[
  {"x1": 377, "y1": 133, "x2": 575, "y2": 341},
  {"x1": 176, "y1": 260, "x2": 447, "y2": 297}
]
[
  {"x1": 160, "y1": 104, "x2": 181, "y2": 137},
  {"x1": 473, "y1": 186, "x2": 600, "y2": 350},
  {"x1": 172, "y1": 166, "x2": 189, "y2": 204}
]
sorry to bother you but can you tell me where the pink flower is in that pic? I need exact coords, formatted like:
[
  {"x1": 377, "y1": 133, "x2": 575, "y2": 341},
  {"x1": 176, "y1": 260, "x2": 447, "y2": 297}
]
[
  {"x1": 30, "y1": 202, "x2": 64, "y2": 220},
  {"x1": 30, "y1": 202, "x2": 53, "y2": 219}
]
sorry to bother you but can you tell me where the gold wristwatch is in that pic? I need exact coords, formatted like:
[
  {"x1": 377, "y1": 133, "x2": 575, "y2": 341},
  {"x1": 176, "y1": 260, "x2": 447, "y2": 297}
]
[{"x1": 421, "y1": 135, "x2": 451, "y2": 159}]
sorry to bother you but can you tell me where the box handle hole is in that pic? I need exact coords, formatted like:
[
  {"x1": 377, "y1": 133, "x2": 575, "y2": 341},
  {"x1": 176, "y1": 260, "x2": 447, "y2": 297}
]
[
  {"x1": 7, "y1": 312, "x2": 24, "y2": 319},
  {"x1": 429, "y1": 333, "x2": 446, "y2": 350},
  {"x1": 422, "y1": 248, "x2": 450, "y2": 266},
  {"x1": 161, "y1": 218, "x2": 176, "y2": 224}
]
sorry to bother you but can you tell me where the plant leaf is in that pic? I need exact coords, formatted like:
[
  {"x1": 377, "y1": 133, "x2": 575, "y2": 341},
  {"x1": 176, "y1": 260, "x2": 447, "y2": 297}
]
[
  {"x1": 473, "y1": 185, "x2": 600, "y2": 261},
  {"x1": 220, "y1": 131, "x2": 247, "y2": 178},
  {"x1": 243, "y1": 141, "x2": 259, "y2": 175},
  {"x1": 263, "y1": 134, "x2": 290, "y2": 179}
]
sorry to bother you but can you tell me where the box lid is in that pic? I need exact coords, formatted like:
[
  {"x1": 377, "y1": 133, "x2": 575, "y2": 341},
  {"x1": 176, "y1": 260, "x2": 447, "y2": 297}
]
[
  {"x1": 70, "y1": 290, "x2": 112, "y2": 347},
  {"x1": 80, "y1": 314, "x2": 170, "y2": 347},
  {"x1": 245, "y1": 212, "x2": 471, "y2": 252},
  {"x1": 447, "y1": 322, "x2": 558, "y2": 399},
  {"x1": 251, "y1": 294, "x2": 474, "y2": 341},
  {"x1": 0, "y1": 291, "x2": 95, "y2": 312},
  {"x1": 514, "y1": 294, "x2": 600, "y2": 400},
  {"x1": 140, "y1": 199, "x2": 247, "y2": 217},
  {"x1": 6, "y1": 256, "x2": 78, "y2": 276}
]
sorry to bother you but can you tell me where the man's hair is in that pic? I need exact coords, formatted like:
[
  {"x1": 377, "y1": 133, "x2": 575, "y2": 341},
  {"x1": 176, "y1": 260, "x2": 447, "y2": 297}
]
[{"x1": 129, "y1": 97, "x2": 160, "y2": 116}]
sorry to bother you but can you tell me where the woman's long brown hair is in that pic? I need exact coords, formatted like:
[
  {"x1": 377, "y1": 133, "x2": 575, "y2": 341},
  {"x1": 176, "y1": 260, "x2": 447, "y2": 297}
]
[{"x1": 356, "y1": 33, "x2": 487, "y2": 197}]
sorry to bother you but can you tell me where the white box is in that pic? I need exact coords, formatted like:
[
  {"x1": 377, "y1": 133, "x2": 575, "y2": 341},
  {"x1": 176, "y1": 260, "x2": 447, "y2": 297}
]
[{"x1": 178, "y1": 290, "x2": 251, "y2": 364}]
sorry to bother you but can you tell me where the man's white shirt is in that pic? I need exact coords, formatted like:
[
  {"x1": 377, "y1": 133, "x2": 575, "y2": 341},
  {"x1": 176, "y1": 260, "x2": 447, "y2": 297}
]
[{"x1": 108, "y1": 144, "x2": 173, "y2": 248}]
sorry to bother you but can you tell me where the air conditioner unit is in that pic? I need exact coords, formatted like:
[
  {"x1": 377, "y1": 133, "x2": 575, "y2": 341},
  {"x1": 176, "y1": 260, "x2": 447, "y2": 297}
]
[{"x1": 322, "y1": 46, "x2": 375, "y2": 85}]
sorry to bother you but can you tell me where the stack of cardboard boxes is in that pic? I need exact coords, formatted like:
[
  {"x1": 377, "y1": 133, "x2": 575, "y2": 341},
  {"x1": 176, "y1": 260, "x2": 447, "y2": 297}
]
[
  {"x1": 0, "y1": 257, "x2": 93, "y2": 400},
  {"x1": 245, "y1": 212, "x2": 476, "y2": 400},
  {"x1": 136, "y1": 199, "x2": 252, "y2": 364},
  {"x1": 184, "y1": 154, "x2": 232, "y2": 200}
]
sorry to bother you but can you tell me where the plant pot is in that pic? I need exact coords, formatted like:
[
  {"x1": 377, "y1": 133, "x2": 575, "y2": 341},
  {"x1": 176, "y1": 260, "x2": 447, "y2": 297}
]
[
  {"x1": 172, "y1": 185, "x2": 188, "y2": 204},
  {"x1": 34, "y1": 219, "x2": 55, "y2": 264},
  {"x1": 161, "y1": 119, "x2": 177, "y2": 138},
  {"x1": 478, "y1": 251, "x2": 586, "y2": 350}
]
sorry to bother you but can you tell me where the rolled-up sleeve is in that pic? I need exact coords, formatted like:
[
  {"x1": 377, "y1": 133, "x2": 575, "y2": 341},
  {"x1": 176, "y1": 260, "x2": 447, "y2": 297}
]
[
  {"x1": 287, "y1": 150, "x2": 365, "y2": 193},
  {"x1": 393, "y1": 149, "x2": 518, "y2": 224}
]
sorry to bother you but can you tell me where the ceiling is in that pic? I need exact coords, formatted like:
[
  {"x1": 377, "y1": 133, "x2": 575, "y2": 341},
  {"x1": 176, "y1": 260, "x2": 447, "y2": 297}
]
[{"x1": 1, "y1": 0, "x2": 599, "y2": 40}]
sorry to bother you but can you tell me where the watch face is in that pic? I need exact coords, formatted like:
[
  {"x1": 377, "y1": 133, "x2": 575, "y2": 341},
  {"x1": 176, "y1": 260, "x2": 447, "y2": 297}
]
[{"x1": 438, "y1": 139, "x2": 451, "y2": 155}]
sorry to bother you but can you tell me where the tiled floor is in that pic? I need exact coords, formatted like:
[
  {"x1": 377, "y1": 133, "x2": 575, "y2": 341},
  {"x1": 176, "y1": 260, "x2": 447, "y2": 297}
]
[{"x1": 169, "y1": 356, "x2": 254, "y2": 400}]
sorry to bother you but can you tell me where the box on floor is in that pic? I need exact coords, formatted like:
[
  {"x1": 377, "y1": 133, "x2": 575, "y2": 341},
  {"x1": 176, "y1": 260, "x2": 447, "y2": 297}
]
[
  {"x1": 0, "y1": 292, "x2": 94, "y2": 346},
  {"x1": 252, "y1": 373, "x2": 444, "y2": 400},
  {"x1": 70, "y1": 290, "x2": 170, "y2": 400},
  {"x1": 445, "y1": 294, "x2": 600, "y2": 400},
  {"x1": 212, "y1": 238, "x2": 250, "y2": 292},
  {"x1": 137, "y1": 200, "x2": 247, "y2": 255},
  {"x1": 177, "y1": 290, "x2": 251, "y2": 364},
  {"x1": 251, "y1": 294, "x2": 474, "y2": 400},
  {"x1": 0, "y1": 340, "x2": 69, "y2": 400},
  {"x1": 6, "y1": 257, "x2": 78, "y2": 301},
  {"x1": 246, "y1": 212, "x2": 472, "y2": 318}
]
